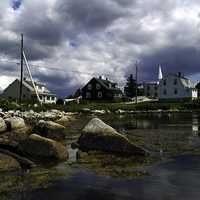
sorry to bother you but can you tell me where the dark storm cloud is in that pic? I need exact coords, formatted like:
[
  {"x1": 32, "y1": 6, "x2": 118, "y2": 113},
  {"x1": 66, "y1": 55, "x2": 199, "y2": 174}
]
[
  {"x1": 23, "y1": 39, "x2": 54, "y2": 61},
  {"x1": 12, "y1": 0, "x2": 22, "y2": 10},
  {"x1": 1, "y1": 0, "x2": 200, "y2": 96},
  {"x1": 135, "y1": 45, "x2": 200, "y2": 82},
  {"x1": 0, "y1": 63, "x2": 18, "y2": 73},
  {"x1": 56, "y1": 0, "x2": 125, "y2": 33},
  {"x1": 13, "y1": 8, "x2": 64, "y2": 47},
  {"x1": 0, "y1": 38, "x2": 19, "y2": 59},
  {"x1": 33, "y1": 71, "x2": 79, "y2": 97},
  {"x1": 114, "y1": 0, "x2": 135, "y2": 7},
  {"x1": 0, "y1": 36, "x2": 53, "y2": 61}
]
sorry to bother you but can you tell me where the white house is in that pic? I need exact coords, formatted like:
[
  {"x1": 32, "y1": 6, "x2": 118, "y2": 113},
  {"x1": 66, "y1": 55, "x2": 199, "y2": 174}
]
[
  {"x1": 143, "y1": 82, "x2": 158, "y2": 99},
  {"x1": 1, "y1": 78, "x2": 57, "y2": 104},
  {"x1": 158, "y1": 72, "x2": 198, "y2": 101}
]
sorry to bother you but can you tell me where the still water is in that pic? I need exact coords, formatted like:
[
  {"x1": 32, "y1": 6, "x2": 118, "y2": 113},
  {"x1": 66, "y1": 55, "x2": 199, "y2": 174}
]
[{"x1": 1, "y1": 112, "x2": 200, "y2": 200}]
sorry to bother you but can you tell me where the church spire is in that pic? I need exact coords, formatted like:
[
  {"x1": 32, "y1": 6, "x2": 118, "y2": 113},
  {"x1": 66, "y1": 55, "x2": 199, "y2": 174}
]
[{"x1": 158, "y1": 64, "x2": 163, "y2": 81}]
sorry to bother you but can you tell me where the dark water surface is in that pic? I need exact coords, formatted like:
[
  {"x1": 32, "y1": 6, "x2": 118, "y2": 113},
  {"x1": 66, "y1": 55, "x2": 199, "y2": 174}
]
[{"x1": 2, "y1": 112, "x2": 200, "y2": 200}]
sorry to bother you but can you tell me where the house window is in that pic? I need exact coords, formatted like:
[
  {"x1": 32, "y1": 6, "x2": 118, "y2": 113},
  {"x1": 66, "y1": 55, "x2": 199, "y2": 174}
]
[
  {"x1": 147, "y1": 86, "x2": 150, "y2": 90},
  {"x1": 163, "y1": 80, "x2": 167, "y2": 86},
  {"x1": 155, "y1": 93, "x2": 158, "y2": 97},
  {"x1": 174, "y1": 88, "x2": 178, "y2": 95},
  {"x1": 174, "y1": 79, "x2": 177, "y2": 85},
  {"x1": 86, "y1": 92, "x2": 91, "y2": 99},
  {"x1": 96, "y1": 83, "x2": 101, "y2": 90},
  {"x1": 114, "y1": 93, "x2": 120, "y2": 98},
  {"x1": 163, "y1": 89, "x2": 167, "y2": 95},
  {"x1": 147, "y1": 92, "x2": 150, "y2": 96},
  {"x1": 98, "y1": 92, "x2": 102, "y2": 98},
  {"x1": 88, "y1": 84, "x2": 92, "y2": 90},
  {"x1": 47, "y1": 96, "x2": 50, "y2": 100},
  {"x1": 154, "y1": 86, "x2": 157, "y2": 90}
]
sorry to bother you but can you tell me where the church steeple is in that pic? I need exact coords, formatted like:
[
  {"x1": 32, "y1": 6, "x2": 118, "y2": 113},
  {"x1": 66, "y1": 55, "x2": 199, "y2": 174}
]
[{"x1": 158, "y1": 64, "x2": 163, "y2": 81}]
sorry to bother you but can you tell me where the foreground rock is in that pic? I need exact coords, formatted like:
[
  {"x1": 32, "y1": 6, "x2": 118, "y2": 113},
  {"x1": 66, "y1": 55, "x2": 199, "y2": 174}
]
[
  {"x1": 76, "y1": 118, "x2": 148, "y2": 156},
  {"x1": 56, "y1": 115, "x2": 76, "y2": 127},
  {"x1": 33, "y1": 120, "x2": 67, "y2": 141},
  {"x1": 5, "y1": 117, "x2": 27, "y2": 131},
  {"x1": 20, "y1": 134, "x2": 68, "y2": 161},
  {"x1": 0, "y1": 153, "x2": 21, "y2": 172},
  {"x1": 0, "y1": 118, "x2": 7, "y2": 133}
]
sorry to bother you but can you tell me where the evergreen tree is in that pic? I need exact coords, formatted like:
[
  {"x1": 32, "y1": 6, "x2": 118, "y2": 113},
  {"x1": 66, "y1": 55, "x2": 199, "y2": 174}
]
[
  {"x1": 124, "y1": 74, "x2": 137, "y2": 97},
  {"x1": 196, "y1": 82, "x2": 200, "y2": 97}
]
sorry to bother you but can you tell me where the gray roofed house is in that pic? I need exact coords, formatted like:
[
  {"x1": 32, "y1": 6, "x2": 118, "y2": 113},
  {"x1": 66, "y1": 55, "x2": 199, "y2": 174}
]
[
  {"x1": 158, "y1": 73, "x2": 198, "y2": 101},
  {"x1": 1, "y1": 78, "x2": 57, "y2": 104}
]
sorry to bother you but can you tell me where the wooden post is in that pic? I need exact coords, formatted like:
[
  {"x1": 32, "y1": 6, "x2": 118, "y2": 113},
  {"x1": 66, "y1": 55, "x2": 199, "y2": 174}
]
[{"x1": 19, "y1": 33, "x2": 23, "y2": 103}]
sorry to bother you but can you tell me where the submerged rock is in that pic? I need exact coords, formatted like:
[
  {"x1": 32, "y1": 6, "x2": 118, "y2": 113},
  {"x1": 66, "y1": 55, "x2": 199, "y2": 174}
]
[
  {"x1": 0, "y1": 153, "x2": 21, "y2": 172},
  {"x1": 76, "y1": 118, "x2": 148, "y2": 156},
  {"x1": 33, "y1": 120, "x2": 67, "y2": 141},
  {"x1": 20, "y1": 134, "x2": 68, "y2": 161},
  {"x1": 0, "y1": 118, "x2": 7, "y2": 133}
]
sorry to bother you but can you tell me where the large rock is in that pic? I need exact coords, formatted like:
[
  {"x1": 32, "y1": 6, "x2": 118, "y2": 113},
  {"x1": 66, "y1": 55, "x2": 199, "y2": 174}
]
[
  {"x1": 33, "y1": 120, "x2": 67, "y2": 141},
  {"x1": 77, "y1": 118, "x2": 148, "y2": 156},
  {"x1": 20, "y1": 134, "x2": 68, "y2": 161},
  {"x1": 0, "y1": 153, "x2": 21, "y2": 172},
  {"x1": 0, "y1": 118, "x2": 7, "y2": 133},
  {"x1": 5, "y1": 117, "x2": 27, "y2": 131}
]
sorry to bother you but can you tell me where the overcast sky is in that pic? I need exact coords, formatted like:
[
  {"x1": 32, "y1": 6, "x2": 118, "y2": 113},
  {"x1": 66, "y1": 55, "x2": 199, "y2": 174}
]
[{"x1": 0, "y1": 0, "x2": 200, "y2": 97}]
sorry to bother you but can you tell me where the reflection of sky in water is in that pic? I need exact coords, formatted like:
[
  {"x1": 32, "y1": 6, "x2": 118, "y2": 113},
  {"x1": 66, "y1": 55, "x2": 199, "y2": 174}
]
[{"x1": 24, "y1": 155, "x2": 200, "y2": 200}]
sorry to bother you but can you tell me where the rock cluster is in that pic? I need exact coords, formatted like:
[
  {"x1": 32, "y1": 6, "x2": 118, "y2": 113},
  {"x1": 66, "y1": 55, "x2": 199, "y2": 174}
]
[
  {"x1": 0, "y1": 110, "x2": 74, "y2": 172},
  {"x1": 1, "y1": 109, "x2": 71, "y2": 123}
]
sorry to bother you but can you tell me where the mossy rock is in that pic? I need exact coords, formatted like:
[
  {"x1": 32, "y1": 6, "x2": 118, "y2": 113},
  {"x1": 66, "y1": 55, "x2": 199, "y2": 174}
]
[
  {"x1": 33, "y1": 120, "x2": 67, "y2": 141},
  {"x1": 0, "y1": 153, "x2": 21, "y2": 172}
]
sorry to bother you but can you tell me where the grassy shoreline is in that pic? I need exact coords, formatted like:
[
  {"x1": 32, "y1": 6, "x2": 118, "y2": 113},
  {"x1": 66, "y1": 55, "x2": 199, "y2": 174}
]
[{"x1": 1, "y1": 98, "x2": 200, "y2": 113}]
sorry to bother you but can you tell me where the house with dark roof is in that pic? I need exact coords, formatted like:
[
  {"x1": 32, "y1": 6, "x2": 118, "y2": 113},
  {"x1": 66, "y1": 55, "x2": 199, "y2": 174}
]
[
  {"x1": 1, "y1": 78, "x2": 57, "y2": 103},
  {"x1": 81, "y1": 76, "x2": 123, "y2": 100}
]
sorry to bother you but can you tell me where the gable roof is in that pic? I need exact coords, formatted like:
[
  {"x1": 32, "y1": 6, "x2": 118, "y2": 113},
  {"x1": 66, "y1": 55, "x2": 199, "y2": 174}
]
[
  {"x1": 94, "y1": 78, "x2": 117, "y2": 90},
  {"x1": 82, "y1": 77, "x2": 122, "y2": 94},
  {"x1": 16, "y1": 79, "x2": 56, "y2": 95},
  {"x1": 163, "y1": 74, "x2": 197, "y2": 89}
]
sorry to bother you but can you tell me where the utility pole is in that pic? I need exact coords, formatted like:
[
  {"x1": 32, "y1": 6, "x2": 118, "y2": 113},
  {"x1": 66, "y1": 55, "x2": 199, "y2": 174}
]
[
  {"x1": 135, "y1": 61, "x2": 138, "y2": 104},
  {"x1": 19, "y1": 33, "x2": 23, "y2": 103}
]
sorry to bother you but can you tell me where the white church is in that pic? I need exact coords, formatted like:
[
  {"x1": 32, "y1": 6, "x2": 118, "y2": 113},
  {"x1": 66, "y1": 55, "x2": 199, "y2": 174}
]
[{"x1": 144, "y1": 65, "x2": 198, "y2": 101}]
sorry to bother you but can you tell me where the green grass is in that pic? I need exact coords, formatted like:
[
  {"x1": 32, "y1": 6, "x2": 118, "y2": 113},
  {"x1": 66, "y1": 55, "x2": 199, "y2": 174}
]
[{"x1": 1, "y1": 97, "x2": 200, "y2": 112}]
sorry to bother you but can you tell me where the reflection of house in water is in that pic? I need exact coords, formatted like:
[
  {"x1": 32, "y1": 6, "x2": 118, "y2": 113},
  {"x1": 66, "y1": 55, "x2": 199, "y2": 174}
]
[{"x1": 192, "y1": 115, "x2": 199, "y2": 136}]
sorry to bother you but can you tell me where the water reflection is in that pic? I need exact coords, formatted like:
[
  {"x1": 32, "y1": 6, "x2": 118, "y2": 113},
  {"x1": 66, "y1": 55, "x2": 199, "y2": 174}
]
[
  {"x1": 192, "y1": 114, "x2": 199, "y2": 136},
  {"x1": 2, "y1": 113, "x2": 200, "y2": 200}
]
